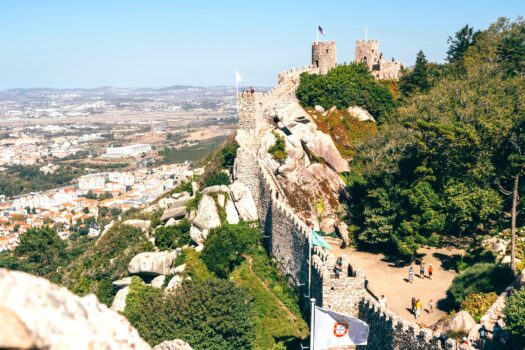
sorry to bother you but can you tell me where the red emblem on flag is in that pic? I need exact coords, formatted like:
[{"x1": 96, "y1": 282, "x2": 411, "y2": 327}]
[{"x1": 333, "y1": 321, "x2": 349, "y2": 337}]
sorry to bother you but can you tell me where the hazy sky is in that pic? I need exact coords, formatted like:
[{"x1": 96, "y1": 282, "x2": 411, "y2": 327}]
[{"x1": 0, "y1": 0, "x2": 523, "y2": 89}]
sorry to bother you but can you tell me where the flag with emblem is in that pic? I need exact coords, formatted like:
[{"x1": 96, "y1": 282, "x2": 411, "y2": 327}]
[{"x1": 313, "y1": 306, "x2": 369, "y2": 348}]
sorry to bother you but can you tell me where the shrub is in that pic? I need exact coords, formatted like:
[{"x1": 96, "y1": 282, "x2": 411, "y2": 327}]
[
  {"x1": 268, "y1": 132, "x2": 287, "y2": 164},
  {"x1": 124, "y1": 277, "x2": 256, "y2": 349},
  {"x1": 201, "y1": 223, "x2": 260, "y2": 278},
  {"x1": 154, "y1": 219, "x2": 191, "y2": 250},
  {"x1": 202, "y1": 171, "x2": 231, "y2": 187},
  {"x1": 446, "y1": 263, "x2": 514, "y2": 308},
  {"x1": 460, "y1": 292, "x2": 498, "y2": 322},
  {"x1": 504, "y1": 287, "x2": 525, "y2": 347}
]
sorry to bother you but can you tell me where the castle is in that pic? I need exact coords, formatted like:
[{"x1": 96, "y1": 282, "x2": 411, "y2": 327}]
[
  {"x1": 311, "y1": 38, "x2": 403, "y2": 79},
  {"x1": 234, "y1": 40, "x2": 457, "y2": 349}
]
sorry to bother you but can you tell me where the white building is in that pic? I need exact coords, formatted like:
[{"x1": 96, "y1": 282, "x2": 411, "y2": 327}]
[
  {"x1": 79, "y1": 174, "x2": 107, "y2": 191},
  {"x1": 103, "y1": 144, "x2": 151, "y2": 158}
]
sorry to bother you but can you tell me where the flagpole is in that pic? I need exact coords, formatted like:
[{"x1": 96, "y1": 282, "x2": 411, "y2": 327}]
[
  {"x1": 310, "y1": 298, "x2": 316, "y2": 350},
  {"x1": 308, "y1": 229, "x2": 312, "y2": 298},
  {"x1": 316, "y1": 24, "x2": 318, "y2": 44}
]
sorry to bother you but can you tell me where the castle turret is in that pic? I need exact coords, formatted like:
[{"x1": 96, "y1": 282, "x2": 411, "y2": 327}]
[
  {"x1": 312, "y1": 41, "x2": 336, "y2": 74},
  {"x1": 355, "y1": 39, "x2": 380, "y2": 70}
]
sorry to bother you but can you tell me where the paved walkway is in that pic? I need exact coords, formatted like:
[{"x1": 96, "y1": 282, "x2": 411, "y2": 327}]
[{"x1": 329, "y1": 243, "x2": 464, "y2": 326}]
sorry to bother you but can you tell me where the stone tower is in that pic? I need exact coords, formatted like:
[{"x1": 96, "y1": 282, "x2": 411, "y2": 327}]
[
  {"x1": 312, "y1": 41, "x2": 336, "y2": 74},
  {"x1": 355, "y1": 39, "x2": 381, "y2": 70}
]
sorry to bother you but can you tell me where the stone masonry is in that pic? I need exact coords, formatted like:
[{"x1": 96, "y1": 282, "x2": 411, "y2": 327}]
[
  {"x1": 235, "y1": 41, "x2": 457, "y2": 349},
  {"x1": 355, "y1": 39, "x2": 403, "y2": 80},
  {"x1": 312, "y1": 41, "x2": 337, "y2": 74}
]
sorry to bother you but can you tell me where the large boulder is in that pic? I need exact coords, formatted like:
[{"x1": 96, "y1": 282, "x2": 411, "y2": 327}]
[
  {"x1": 225, "y1": 199, "x2": 240, "y2": 224},
  {"x1": 158, "y1": 197, "x2": 176, "y2": 210},
  {"x1": 0, "y1": 269, "x2": 151, "y2": 350},
  {"x1": 308, "y1": 131, "x2": 350, "y2": 172},
  {"x1": 202, "y1": 185, "x2": 230, "y2": 195},
  {"x1": 190, "y1": 226, "x2": 208, "y2": 246},
  {"x1": 229, "y1": 182, "x2": 258, "y2": 221},
  {"x1": 347, "y1": 106, "x2": 376, "y2": 122},
  {"x1": 112, "y1": 277, "x2": 133, "y2": 290},
  {"x1": 111, "y1": 286, "x2": 130, "y2": 313},
  {"x1": 122, "y1": 220, "x2": 151, "y2": 232},
  {"x1": 150, "y1": 275, "x2": 166, "y2": 288},
  {"x1": 193, "y1": 195, "x2": 221, "y2": 231},
  {"x1": 172, "y1": 191, "x2": 190, "y2": 199},
  {"x1": 165, "y1": 275, "x2": 183, "y2": 291},
  {"x1": 433, "y1": 311, "x2": 477, "y2": 334},
  {"x1": 161, "y1": 207, "x2": 187, "y2": 222},
  {"x1": 153, "y1": 339, "x2": 193, "y2": 350},
  {"x1": 128, "y1": 251, "x2": 177, "y2": 276}
]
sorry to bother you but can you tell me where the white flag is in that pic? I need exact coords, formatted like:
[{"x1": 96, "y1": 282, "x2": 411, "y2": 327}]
[
  {"x1": 313, "y1": 306, "x2": 369, "y2": 349},
  {"x1": 235, "y1": 70, "x2": 243, "y2": 84}
]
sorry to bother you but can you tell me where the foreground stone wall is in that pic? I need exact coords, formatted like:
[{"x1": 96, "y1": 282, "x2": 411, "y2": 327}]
[{"x1": 358, "y1": 297, "x2": 458, "y2": 350}]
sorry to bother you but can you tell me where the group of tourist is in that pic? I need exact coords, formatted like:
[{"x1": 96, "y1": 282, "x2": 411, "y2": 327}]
[
  {"x1": 406, "y1": 262, "x2": 434, "y2": 319},
  {"x1": 407, "y1": 262, "x2": 433, "y2": 283},
  {"x1": 240, "y1": 87, "x2": 255, "y2": 97}
]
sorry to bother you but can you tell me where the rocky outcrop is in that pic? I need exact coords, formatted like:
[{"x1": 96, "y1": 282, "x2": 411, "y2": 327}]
[
  {"x1": 202, "y1": 185, "x2": 230, "y2": 195},
  {"x1": 0, "y1": 268, "x2": 150, "y2": 350},
  {"x1": 432, "y1": 311, "x2": 477, "y2": 334},
  {"x1": 166, "y1": 275, "x2": 183, "y2": 291},
  {"x1": 190, "y1": 225, "x2": 206, "y2": 245},
  {"x1": 151, "y1": 275, "x2": 166, "y2": 288},
  {"x1": 193, "y1": 195, "x2": 221, "y2": 231},
  {"x1": 225, "y1": 199, "x2": 240, "y2": 224},
  {"x1": 153, "y1": 339, "x2": 193, "y2": 350},
  {"x1": 161, "y1": 207, "x2": 187, "y2": 222},
  {"x1": 111, "y1": 286, "x2": 130, "y2": 313},
  {"x1": 112, "y1": 277, "x2": 133, "y2": 289},
  {"x1": 123, "y1": 220, "x2": 151, "y2": 232},
  {"x1": 229, "y1": 182, "x2": 258, "y2": 221},
  {"x1": 347, "y1": 106, "x2": 376, "y2": 122},
  {"x1": 128, "y1": 251, "x2": 177, "y2": 276}
]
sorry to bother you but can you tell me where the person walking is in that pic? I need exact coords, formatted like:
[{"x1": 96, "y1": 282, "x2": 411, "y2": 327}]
[
  {"x1": 411, "y1": 297, "x2": 416, "y2": 315},
  {"x1": 408, "y1": 266, "x2": 414, "y2": 283},
  {"x1": 379, "y1": 295, "x2": 387, "y2": 309},
  {"x1": 428, "y1": 263, "x2": 433, "y2": 280},
  {"x1": 419, "y1": 263, "x2": 425, "y2": 279},
  {"x1": 428, "y1": 299, "x2": 434, "y2": 313},
  {"x1": 415, "y1": 299, "x2": 422, "y2": 320},
  {"x1": 478, "y1": 325, "x2": 487, "y2": 349},
  {"x1": 493, "y1": 320, "x2": 502, "y2": 344}
]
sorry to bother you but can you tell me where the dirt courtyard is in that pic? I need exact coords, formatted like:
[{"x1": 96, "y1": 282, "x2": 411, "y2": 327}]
[{"x1": 329, "y1": 243, "x2": 464, "y2": 326}]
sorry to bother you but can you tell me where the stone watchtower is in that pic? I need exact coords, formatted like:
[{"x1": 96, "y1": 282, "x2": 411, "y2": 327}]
[
  {"x1": 355, "y1": 39, "x2": 380, "y2": 70},
  {"x1": 312, "y1": 41, "x2": 336, "y2": 74}
]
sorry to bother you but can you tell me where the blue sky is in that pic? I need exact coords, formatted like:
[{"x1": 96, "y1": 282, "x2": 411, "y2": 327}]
[{"x1": 0, "y1": 0, "x2": 523, "y2": 89}]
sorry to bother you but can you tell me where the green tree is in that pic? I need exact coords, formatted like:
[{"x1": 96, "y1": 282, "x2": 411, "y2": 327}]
[
  {"x1": 399, "y1": 50, "x2": 430, "y2": 96},
  {"x1": 497, "y1": 20, "x2": 525, "y2": 77},
  {"x1": 504, "y1": 287, "x2": 525, "y2": 347},
  {"x1": 447, "y1": 25, "x2": 480, "y2": 63},
  {"x1": 14, "y1": 227, "x2": 67, "y2": 276},
  {"x1": 154, "y1": 219, "x2": 191, "y2": 250},
  {"x1": 201, "y1": 223, "x2": 260, "y2": 278}
]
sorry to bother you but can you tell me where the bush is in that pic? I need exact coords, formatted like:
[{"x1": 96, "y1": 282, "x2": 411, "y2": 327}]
[
  {"x1": 202, "y1": 171, "x2": 231, "y2": 187},
  {"x1": 154, "y1": 219, "x2": 191, "y2": 250},
  {"x1": 504, "y1": 287, "x2": 525, "y2": 347},
  {"x1": 460, "y1": 292, "x2": 498, "y2": 322},
  {"x1": 268, "y1": 132, "x2": 287, "y2": 164},
  {"x1": 201, "y1": 223, "x2": 260, "y2": 278},
  {"x1": 124, "y1": 277, "x2": 256, "y2": 349},
  {"x1": 446, "y1": 263, "x2": 514, "y2": 308}
]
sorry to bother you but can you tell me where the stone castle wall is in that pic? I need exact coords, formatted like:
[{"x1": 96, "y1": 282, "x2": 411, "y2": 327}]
[
  {"x1": 358, "y1": 297, "x2": 458, "y2": 350},
  {"x1": 235, "y1": 59, "x2": 456, "y2": 349},
  {"x1": 355, "y1": 39, "x2": 402, "y2": 80}
]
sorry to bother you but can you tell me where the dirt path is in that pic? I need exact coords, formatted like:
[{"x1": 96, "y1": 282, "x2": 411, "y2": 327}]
[
  {"x1": 244, "y1": 255, "x2": 298, "y2": 323},
  {"x1": 329, "y1": 244, "x2": 464, "y2": 326}
]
